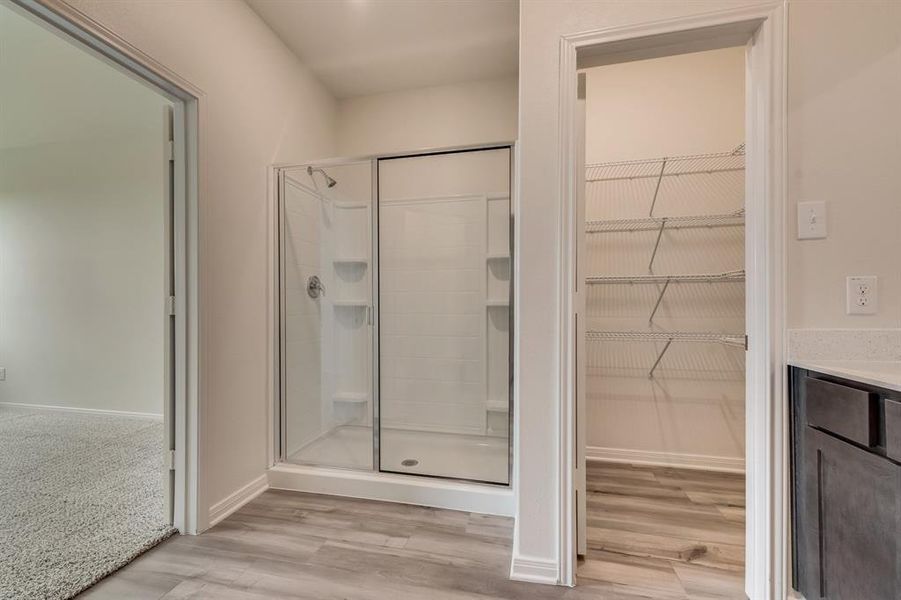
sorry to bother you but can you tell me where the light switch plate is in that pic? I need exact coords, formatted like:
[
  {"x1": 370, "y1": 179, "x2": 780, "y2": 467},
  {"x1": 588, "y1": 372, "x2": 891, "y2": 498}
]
[
  {"x1": 0, "y1": 368, "x2": 5, "y2": 381},
  {"x1": 797, "y1": 201, "x2": 827, "y2": 239},
  {"x1": 847, "y1": 276, "x2": 877, "y2": 315}
]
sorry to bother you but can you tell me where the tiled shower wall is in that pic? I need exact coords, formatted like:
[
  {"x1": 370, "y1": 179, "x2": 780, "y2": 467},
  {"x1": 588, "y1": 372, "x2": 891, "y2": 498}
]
[
  {"x1": 378, "y1": 149, "x2": 511, "y2": 437},
  {"x1": 379, "y1": 197, "x2": 487, "y2": 434}
]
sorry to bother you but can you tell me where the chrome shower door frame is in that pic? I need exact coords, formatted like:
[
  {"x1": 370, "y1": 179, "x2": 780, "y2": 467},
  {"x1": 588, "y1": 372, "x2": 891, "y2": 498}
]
[
  {"x1": 276, "y1": 158, "x2": 377, "y2": 471},
  {"x1": 273, "y1": 142, "x2": 515, "y2": 485}
]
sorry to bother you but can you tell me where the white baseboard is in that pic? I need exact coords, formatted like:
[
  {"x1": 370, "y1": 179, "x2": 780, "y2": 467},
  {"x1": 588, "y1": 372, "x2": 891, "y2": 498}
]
[
  {"x1": 0, "y1": 401, "x2": 163, "y2": 420},
  {"x1": 509, "y1": 554, "x2": 559, "y2": 585},
  {"x1": 267, "y1": 463, "x2": 514, "y2": 517},
  {"x1": 208, "y1": 474, "x2": 269, "y2": 527},
  {"x1": 586, "y1": 446, "x2": 745, "y2": 473}
]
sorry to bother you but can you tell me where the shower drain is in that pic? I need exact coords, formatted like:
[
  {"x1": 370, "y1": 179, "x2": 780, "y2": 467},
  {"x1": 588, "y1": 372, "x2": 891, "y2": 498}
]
[{"x1": 401, "y1": 458, "x2": 419, "y2": 467}]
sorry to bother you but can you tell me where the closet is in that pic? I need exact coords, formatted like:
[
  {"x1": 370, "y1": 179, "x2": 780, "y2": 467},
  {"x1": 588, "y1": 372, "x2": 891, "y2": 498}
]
[
  {"x1": 575, "y1": 47, "x2": 749, "y2": 593},
  {"x1": 580, "y1": 46, "x2": 747, "y2": 475}
]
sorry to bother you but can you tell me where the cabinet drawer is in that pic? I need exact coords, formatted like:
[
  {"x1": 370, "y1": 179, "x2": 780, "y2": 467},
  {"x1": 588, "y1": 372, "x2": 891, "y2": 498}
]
[{"x1": 806, "y1": 377, "x2": 877, "y2": 446}]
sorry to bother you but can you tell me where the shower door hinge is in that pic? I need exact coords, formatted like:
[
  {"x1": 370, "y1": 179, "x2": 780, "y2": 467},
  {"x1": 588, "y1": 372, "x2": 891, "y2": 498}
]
[
  {"x1": 166, "y1": 296, "x2": 176, "y2": 316},
  {"x1": 166, "y1": 140, "x2": 175, "y2": 162},
  {"x1": 744, "y1": 334, "x2": 749, "y2": 351},
  {"x1": 166, "y1": 449, "x2": 176, "y2": 471}
]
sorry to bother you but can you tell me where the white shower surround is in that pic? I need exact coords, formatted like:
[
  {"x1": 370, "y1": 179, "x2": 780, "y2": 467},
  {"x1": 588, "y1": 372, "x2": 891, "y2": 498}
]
[
  {"x1": 289, "y1": 425, "x2": 509, "y2": 484},
  {"x1": 272, "y1": 145, "x2": 513, "y2": 514},
  {"x1": 380, "y1": 194, "x2": 488, "y2": 435}
]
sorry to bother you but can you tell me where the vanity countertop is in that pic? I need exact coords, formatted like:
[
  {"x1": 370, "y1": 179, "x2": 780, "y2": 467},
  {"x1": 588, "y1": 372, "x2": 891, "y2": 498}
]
[{"x1": 789, "y1": 359, "x2": 901, "y2": 393}]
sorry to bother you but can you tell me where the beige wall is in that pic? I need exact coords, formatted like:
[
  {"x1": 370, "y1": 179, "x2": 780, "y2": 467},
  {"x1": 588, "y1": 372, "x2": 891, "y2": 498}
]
[
  {"x1": 0, "y1": 3, "x2": 171, "y2": 417},
  {"x1": 517, "y1": 0, "x2": 901, "y2": 582},
  {"x1": 67, "y1": 0, "x2": 339, "y2": 526},
  {"x1": 336, "y1": 77, "x2": 518, "y2": 156},
  {"x1": 584, "y1": 48, "x2": 745, "y2": 163},
  {"x1": 0, "y1": 134, "x2": 168, "y2": 416},
  {"x1": 786, "y1": 0, "x2": 901, "y2": 329}
]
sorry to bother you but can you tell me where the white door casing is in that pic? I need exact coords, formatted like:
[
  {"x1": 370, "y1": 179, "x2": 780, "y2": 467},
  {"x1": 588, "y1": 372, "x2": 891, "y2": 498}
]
[{"x1": 551, "y1": 3, "x2": 787, "y2": 597}]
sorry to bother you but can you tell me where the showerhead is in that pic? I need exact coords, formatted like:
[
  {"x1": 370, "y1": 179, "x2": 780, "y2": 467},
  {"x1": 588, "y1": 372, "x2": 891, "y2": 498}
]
[{"x1": 307, "y1": 165, "x2": 337, "y2": 188}]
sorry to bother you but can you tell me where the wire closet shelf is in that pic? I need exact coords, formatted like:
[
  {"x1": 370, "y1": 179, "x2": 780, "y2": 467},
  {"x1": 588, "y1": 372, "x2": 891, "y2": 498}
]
[
  {"x1": 586, "y1": 144, "x2": 745, "y2": 219},
  {"x1": 585, "y1": 270, "x2": 745, "y2": 285},
  {"x1": 585, "y1": 145, "x2": 745, "y2": 184},
  {"x1": 585, "y1": 209, "x2": 744, "y2": 234},
  {"x1": 584, "y1": 145, "x2": 747, "y2": 377},
  {"x1": 585, "y1": 331, "x2": 746, "y2": 378},
  {"x1": 586, "y1": 330, "x2": 746, "y2": 347}
]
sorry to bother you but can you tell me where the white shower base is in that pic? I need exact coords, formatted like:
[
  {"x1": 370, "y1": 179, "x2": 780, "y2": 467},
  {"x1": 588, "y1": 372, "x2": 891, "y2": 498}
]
[{"x1": 288, "y1": 425, "x2": 509, "y2": 484}]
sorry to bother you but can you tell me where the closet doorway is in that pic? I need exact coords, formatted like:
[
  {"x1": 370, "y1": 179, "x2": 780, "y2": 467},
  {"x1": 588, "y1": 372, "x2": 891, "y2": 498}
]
[
  {"x1": 574, "y1": 46, "x2": 748, "y2": 598},
  {"x1": 559, "y1": 3, "x2": 786, "y2": 598}
]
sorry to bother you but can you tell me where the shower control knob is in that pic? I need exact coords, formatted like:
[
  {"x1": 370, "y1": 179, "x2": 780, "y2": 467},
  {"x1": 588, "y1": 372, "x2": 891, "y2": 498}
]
[{"x1": 307, "y1": 275, "x2": 325, "y2": 299}]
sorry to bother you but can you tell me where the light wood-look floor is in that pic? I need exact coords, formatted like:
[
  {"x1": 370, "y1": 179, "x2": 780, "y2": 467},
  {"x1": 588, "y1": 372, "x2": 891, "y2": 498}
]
[
  {"x1": 577, "y1": 462, "x2": 746, "y2": 599},
  {"x1": 79, "y1": 463, "x2": 744, "y2": 599}
]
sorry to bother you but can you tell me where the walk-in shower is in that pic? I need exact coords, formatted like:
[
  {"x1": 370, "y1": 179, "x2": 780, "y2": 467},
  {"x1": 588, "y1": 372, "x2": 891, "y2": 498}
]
[{"x1": 278, "y1": 146, "x2": 512, "y2": 486}]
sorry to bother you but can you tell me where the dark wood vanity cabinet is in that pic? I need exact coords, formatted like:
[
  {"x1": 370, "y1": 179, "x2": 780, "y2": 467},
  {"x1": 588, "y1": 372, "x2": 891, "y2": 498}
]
[{"x1": 791, "y1": 368, "x2": 901, "y2": 600}]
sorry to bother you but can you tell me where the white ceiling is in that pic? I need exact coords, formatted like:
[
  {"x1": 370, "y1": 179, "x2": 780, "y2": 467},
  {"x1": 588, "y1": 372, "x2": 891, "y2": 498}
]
[{"x1": 246, "y1": 0, "x2": 519, "y2": 99}]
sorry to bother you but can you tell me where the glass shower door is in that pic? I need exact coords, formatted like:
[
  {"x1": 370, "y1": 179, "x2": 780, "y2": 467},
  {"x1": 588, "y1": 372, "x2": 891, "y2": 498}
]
[
  {"x1": 377, "y1": 147, "x2": 511, "y2": 484},
  {"x1": 281, "y1": 161, "x2": 374, "y2": 470}
]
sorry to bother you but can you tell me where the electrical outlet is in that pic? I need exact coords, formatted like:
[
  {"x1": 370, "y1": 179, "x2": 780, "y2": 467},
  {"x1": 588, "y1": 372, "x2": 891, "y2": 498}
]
[
  {"x1": 847, "y1": 276, "x2": 877, "y2": 315},
  {"x1": 797, "y1": 201, "x2": 827, "y2": 239}
]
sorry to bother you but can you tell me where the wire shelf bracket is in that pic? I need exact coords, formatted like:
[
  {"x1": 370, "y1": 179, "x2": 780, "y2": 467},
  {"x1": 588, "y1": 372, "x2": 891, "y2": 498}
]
[
  {"x1": 648, "y1": 158, "x2": 668, "y2": 217},
  {"x1": 648, "y1": 218, "x2": 666, "y2": 271},
  {"x1": 648, "y1": 338, "x2": 673, "y2": 378}
]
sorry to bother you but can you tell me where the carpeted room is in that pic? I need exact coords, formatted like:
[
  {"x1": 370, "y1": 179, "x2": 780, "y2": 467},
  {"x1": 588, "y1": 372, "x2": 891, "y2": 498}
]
[
  {"x1": 0, "y1": 3, "x2": 176, "y2": 598},
  {"x1": 0, "y1": 408, "x2": 172, "y2": 599}
]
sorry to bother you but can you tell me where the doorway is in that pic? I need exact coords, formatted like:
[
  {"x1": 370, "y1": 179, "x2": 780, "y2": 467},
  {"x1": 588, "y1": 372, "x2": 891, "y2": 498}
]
[
  {"x1": 0, "y1": 0, "x2": 200, "y2": 596},
  {"x1": 575, "y1": 45, "x2": 748, "y2": 597},
  {"x1": 556, "y1": 5, "x2": 787, "y2": 598}
]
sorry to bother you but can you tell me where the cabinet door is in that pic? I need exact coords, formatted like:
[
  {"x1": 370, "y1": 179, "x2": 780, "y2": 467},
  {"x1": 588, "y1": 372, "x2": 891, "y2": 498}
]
[{"x1": 801, "y1": 428, "x2": 901, "y2": 599}]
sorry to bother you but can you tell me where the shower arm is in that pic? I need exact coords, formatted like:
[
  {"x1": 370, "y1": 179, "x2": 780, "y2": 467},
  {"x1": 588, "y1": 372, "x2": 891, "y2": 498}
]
[{"x1": 307, "y1": 165, "x2": 337, "y2": 188}]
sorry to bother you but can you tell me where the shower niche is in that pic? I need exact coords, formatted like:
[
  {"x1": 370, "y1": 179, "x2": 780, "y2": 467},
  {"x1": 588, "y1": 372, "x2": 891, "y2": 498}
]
[{"x1": 278, "y1": 147, "x2": 512, "y2": 486}]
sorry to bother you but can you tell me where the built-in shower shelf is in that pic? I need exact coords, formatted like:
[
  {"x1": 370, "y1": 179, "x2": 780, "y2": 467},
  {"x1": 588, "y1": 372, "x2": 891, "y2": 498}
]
[
  {"x1": 332, "y1": 300, "x2": 369, "y2": 308},
  {"x1": 333, "y1": 257, "x2": 368, "y2": 266},
  {"x1": 487, "y1": 252, "x2": 510, "y2": 261},
  {"x1": 486, "y1": 299, "x2": 509, "y2": 307},
  {"x1": 332, "y1": 392, "x2": 368, "y2": 404},
  {"x1": 486, "y1": 400, "x2": 509, "y2": 413},
  {"x1": 333, "y1": 201, "x2": 368, "y2": 210}
]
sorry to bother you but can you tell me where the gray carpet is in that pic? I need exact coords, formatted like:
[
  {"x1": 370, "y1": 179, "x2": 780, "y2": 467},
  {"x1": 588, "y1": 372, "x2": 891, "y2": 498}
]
[{"x1": 0, "y1": 405, "x2": 175, "y2": 600}]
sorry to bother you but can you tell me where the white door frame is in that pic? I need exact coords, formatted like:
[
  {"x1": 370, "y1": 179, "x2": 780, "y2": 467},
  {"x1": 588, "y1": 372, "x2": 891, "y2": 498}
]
[
  {"x1": 557, "y1": 3, "x2": 787, "y2": 598},
  {"x1": 14, "y1": 0, "x2": 205, "y2": 535}
]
